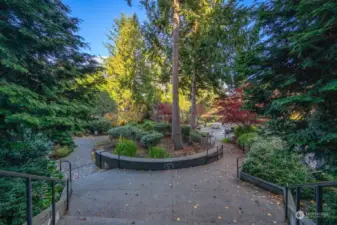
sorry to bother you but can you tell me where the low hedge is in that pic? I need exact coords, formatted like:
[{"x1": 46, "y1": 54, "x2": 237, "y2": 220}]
[
  {"x1": 190, "y1": 131, "x2": 202, "y2": 143},
  {"x1": 153, "y1": 122, "x2": 171, "y2": 134},
  {"x1": 108, "y1": 126, "x2": 138, "y2": 140},
  {"x1": 140, "y1": 132, "x2": 164, "y2": 148}
]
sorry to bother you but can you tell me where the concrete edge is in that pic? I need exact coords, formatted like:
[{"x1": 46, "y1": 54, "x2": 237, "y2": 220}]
[
  {"x1": 95, "y1": 146, "x2": 223, "y2": 171},
  {"x1": 240, "y1": 171, "x2": 285, "y2": 195}
]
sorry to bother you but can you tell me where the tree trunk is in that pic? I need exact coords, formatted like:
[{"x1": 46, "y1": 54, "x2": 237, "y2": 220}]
[
  {"x1": 171, "y1": 0, "x2": 183, "y2": 150},
  {"x1": 189, "y1": 69, "x2": 197, "y2": 129}
]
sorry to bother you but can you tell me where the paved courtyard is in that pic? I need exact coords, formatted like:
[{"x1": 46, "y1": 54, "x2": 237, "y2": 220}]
[{"x1": 58, "y1": 136, "x2": 284, "y2": 225}]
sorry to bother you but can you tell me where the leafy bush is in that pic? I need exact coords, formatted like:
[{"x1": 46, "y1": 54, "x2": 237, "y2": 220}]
[
  {"x1": 140, "y1": 119, "x2": 155, "y2": 131},
  {"x1": 234, "y1": 125, "x2": 258, "y2": 138},
  {"x1": 148, "y1": 146, "x2": 170, "y2": 158},
  {"x1": 190, "y1": 131, "x2": 202, "y2": 143},
  {"x1": 181, "y1": 125, "x2": 191, "y2": 137},
  {"x1": 108, "y1": 126, "x2": 138, "y2": 140},
  {"x1": 0, "y1": 129, "x2": 63, "y2": 225},
  {"x1": 242, "y1": 136, "x2": 314, "y2": 186},
  {"x1": 153, "y1": 122, "x2": 171, "y2": 134},
  {"x1": 237, "y1": 132, "x2": 258, "y2": 146},
  {"x1": 200, "y1": 132, "x2": 208, "y2": 137},
  {"x1": 140, "y1": 132, "x2": 164, "y2": 148},
  {"x1": 135, "y1": 129, "x2": 151, "y2": 141},
  {"x1": 86, "y1": 117, "x2": 112, "y2": 134},
  {"x1": 51, "y1": 130, "x2": 75, "y2": 149},
  {"x1": 50, "y1": 145, "x2": 73, "y2": 159},
  {"x1": 113, "y1": 138, "x2": 137, "y2": 157},
  {"x1": 221, "y1": 137, "x2": 231, "y2": 143}
]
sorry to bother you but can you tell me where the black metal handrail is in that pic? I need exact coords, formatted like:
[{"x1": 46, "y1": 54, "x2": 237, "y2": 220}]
[
  {"x1": 0, "y1": 168, "x2": 72, "y2": 225},
  {"x1": 60, "y1": 159, "x2": 73, "y2": 193},
  {"x1": 285, "y1": 181, "x2": 337, "y2": 225},
  {"x1": 236, "y1": 156, "x2": 245, "y2": 178}
]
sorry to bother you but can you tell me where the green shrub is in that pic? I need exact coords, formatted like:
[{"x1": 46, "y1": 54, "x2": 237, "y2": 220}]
[
  {"x1": 87, "y1": 117, "x2": 112, "y2": 134},
  {"x1": 190, "y1": 131, "x2": 202, "y2": 143},
  {"x1": 237, "y1": 132, "x2": 258, "y2": 146},
  {"x1": 234, "y1": 125, "x2": 258, "y2": 138},
  {"x1": 181, "y1": 125, "x2": 191, "y2": 137},
  {"x1": 108, "y1": 126, "x2": 138, "y2": 140},
  {"x1": 51, "y1": 130, "x2": 75, "y2": 148},
  {"x1": 135, "y1": 129, "x2": 151, "y2": 141},
  {"x1": 221, "y1": 137, "x2": 231, "y2": 143},
  {"x1": 200, "y1": 132, "x2": 208, "y2": 137},
  {"x1": 0, "y1": 129, "x2": 63, "y2": 225},
  {"x1": 113, "y1": 138, "x2": 137, "y2": 157},
  {"x1": 140, "y1": 119, "x2": 155, "y2": 131},
  {"x1": 50, "y1": 145, "x2": 73, "y2": 159},
  {"x1": 140, "y1": 132, "x2": 164, "y2": 148},
  {"x1": 148, "y1": 146, "x2": 170, "y2": 158},
  {"x1": 242, "y1": 136, "x2": 314, "y2": 186},
  {"x1": 153, "y1": 122, "x2": 171, "y2": 134}
]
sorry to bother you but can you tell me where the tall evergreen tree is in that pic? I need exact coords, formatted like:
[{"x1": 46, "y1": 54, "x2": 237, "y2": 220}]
[
  {"x1": 105, "y1": 14, "x2": 156, "y2": 123},
  {"x1": 242, "y1": 0, "x2": 337, "y2": 165},
  {"x1": 0, "y1": 0, "x2": 100, "y2": 145}
]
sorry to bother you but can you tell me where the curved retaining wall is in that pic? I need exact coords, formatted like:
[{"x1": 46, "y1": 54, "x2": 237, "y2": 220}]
[{"x1": 95, "y1": 145, "x2": 223, "y2": 171}]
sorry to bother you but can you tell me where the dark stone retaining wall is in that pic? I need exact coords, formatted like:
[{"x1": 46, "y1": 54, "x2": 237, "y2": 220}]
[
  {"x1": 240, "y1": 172, "x2": 284, "y2": 195},
  {"x1": 95, "y1": 146, "x2": 223, "y2": 171}
]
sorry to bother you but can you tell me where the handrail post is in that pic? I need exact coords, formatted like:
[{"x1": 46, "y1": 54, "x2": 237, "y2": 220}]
[
  {"x1": 296, "y1": 187, "x2": 300, "y2": 225},
  {"x1": 237, "y1": 157, "x2": 239, "y2": 178},
  {"x1": 316, "y1": 186, "x2": 323, "y2": 225},
  {"x1": 66, "y1": 179, "x2": 70, "y2": 211},
  {"x1": 118, "y1": 150, "x2": 121, "y2": 169},
  {"x1": 285, "y1": 186, "x2": 288, "y2": 220},
  {"x1": 52, "y1": 181, "x2": 56, "y2": 225},
  {"x1": 26, "y1": 178, "x2": 33, "y2": 225}
]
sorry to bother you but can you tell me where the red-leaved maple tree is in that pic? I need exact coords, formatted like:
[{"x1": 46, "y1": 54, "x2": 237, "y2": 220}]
[
  {"x1": 215, "y1": 88, "x2": 258, "y2": 126},
  {"x1": 155, "y1": 103, "x2": 172, "y2": 122}
]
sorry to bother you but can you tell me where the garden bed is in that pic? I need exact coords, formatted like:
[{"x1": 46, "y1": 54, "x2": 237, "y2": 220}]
[{"x1": 93, "y1": 136, "x2": 207, "y2": 158}]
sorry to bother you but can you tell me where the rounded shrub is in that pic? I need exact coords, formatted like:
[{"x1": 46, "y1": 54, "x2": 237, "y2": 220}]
[
  {"x1": 87, "y1": 117, "x2": 112, "y2": 134},
  {"x1": 114, "y1": 138, "x2": 137, "y2": 157},
  {"x1": 135, "y1": 129, "x2": 150, "y2": 141},
  {"x1": 181, "y1": 125, "x2": 191, "y2": 137},
  {"x1": 148, "y1": 146, "x2": 170, "y2": 158},
  {"x1": 190, "y1": 131, "x2": 202, "y2": 143},
  {"x1": 237, "y1": 132, "x2": 258, "y2": 146},
  {"x1": 108, "y1": 126, "x2": 138, "y2": 140},
  {"x1": 153, "y1": 122, "x2": 171, "y2": 134},
  {"x1": 242, "y1": 136, "x2": 314, "y2": 186},
  {"x1": 234, "y1": 125, "x2": 258, "y2": 138},
  {"x1": 140, "y1": 132, "x2": 164, "y2": 148},
  {"x1": 140, "y1": 119, "x2": 155, "y2": 131}
]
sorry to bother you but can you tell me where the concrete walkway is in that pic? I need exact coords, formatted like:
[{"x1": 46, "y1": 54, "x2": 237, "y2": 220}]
[
  {"x1": 58, "y1": 137, "x2": 284, "y2": 225},
  {"x1": 58, "y1": 136, "x2": 108, "y2": 180}
]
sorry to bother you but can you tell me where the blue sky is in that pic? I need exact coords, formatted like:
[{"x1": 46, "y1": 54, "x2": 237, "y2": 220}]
[{"x1": 63, "y1": 0, "x2": 256, "y2": 56}]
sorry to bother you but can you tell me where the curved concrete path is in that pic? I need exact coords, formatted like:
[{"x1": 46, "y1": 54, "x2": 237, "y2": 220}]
[{"x1": 58, "y1": 136, "x2": 284, "y2": 225}]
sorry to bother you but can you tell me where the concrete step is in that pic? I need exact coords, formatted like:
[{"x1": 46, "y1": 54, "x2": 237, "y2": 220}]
[{"x1": 57, "y1": 215, "x2": 192, "y2": 225}]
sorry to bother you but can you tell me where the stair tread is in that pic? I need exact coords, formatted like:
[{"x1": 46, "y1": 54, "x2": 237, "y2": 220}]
[{"x1": 58, "y1": 215, "x2": 190, "y2": 225}]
